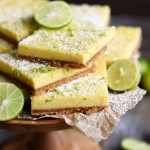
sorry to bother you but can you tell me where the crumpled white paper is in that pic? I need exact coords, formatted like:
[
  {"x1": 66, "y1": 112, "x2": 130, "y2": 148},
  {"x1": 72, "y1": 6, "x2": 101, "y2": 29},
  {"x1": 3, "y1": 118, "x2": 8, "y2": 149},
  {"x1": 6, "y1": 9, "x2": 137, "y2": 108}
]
[
  {"x1": 60, "y1": 87, "x2": 146, "y2": 142},
  {"x1": 19, "y1": 87, "x2": 146, "y2": 143}
]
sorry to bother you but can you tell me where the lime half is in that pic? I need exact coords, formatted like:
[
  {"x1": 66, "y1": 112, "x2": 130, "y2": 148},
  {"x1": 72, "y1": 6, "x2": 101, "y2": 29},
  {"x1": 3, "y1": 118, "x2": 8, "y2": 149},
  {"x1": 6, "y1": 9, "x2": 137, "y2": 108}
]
[
  {"x1": 122, "y1": 138, "x2": 150, "y2": 150},
  {"x1": 35, "y1": 1, "x2": 74, "y2": 29},
  {"x1": 107, "y1": 59, "x2": 140, "y2": 91},
  {"x1": 0, "y1": 83, "x2": 24, "y2": 121}
]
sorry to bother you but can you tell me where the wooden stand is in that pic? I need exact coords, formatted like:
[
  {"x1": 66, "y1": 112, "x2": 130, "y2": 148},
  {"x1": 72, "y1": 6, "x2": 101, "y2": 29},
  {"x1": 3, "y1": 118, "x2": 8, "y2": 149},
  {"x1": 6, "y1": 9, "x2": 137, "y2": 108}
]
[{"x1": 0, "y1": 119, "x2": 101, "y2": 150}]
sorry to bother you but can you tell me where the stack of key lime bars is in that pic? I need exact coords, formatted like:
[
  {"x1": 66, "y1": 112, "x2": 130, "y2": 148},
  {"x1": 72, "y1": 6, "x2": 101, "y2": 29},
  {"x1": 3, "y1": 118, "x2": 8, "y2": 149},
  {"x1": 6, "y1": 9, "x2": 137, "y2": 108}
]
[{"x1": 0, "y1": 0, "x2": 142, "y2": 121}]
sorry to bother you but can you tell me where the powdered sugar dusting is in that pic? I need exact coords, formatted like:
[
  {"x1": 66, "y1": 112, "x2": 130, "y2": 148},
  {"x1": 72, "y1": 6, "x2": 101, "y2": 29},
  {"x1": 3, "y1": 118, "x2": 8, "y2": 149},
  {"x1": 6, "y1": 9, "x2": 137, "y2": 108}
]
[
  {"x1": 71, "y1": 4, "x2": 109, "y2": 29},
  {"x1": 20, "y1": 27, "x2": 115, "y2": 54}
]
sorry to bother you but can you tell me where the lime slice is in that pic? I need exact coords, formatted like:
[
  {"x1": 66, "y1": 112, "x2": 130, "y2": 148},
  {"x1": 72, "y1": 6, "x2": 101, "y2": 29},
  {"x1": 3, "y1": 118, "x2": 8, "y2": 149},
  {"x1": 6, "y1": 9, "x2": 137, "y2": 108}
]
[
  {"x1": 35, "y1": 1, "x2": 74, "y2": 29},
  {"x1": 0, "y1": 83, "x2": 24, "y2": 121},
  {"x1": 107, "y1": 59, "x2": 140, "y2": 91},
  {"x1": 122, "y1": 138, "x2": 150, "y2": 150}
]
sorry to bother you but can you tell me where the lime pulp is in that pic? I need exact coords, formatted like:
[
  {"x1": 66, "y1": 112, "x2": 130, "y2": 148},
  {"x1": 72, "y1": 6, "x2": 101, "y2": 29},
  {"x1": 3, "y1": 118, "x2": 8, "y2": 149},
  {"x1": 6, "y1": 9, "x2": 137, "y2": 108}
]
[
  {"x1": 35, "y1": 1, "x2": 74, "y2": 29},
  {"x1": 0, "y1": 83, "x2": 24, "y2": 121},
  {"x1": 107, "y1": 59, "x2": 140, "y2": 91}
]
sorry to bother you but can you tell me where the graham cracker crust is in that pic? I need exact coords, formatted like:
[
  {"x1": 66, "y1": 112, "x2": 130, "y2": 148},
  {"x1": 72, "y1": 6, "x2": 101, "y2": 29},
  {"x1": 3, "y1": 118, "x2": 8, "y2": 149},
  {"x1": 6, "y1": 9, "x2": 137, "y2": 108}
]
[
  {"x1": 32, "y1": 106, "x2": 107, "y2": 116},
  {"x1": 17, "y1": 47, "x2": 106, "y2": 69}
]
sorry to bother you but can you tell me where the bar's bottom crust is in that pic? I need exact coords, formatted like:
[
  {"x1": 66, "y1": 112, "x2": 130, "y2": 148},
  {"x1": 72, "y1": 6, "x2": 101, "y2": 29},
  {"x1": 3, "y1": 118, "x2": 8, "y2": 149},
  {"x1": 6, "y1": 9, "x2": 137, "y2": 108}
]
[
  {"x1": 32, "y1": 106, "x2": 107, "y2": 116},
  {"x1": 17, "y1": 47, "x2": 106, "y2": 69}
]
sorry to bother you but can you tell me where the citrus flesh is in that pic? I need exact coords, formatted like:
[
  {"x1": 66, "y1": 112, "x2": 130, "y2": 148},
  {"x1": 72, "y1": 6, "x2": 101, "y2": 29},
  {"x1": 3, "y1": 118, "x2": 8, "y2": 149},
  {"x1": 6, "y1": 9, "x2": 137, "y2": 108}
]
[
  {"x1": 0, "y1": 83, "x2": 24, "y2": 121},
  {"x1": 35, "y1": 1, "x2": 74, "y2": 29},
  {"x1": 107, "y1": 59, "x2": 140, "y2": 91}
]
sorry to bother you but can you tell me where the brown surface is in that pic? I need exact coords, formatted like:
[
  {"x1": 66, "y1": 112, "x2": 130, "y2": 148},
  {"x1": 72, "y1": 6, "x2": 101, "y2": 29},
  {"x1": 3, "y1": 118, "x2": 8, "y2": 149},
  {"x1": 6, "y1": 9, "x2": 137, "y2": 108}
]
[
  {"x1": 32, "y1": 106, "x2": 106, "y2": 116},
  {"x1": 18, "y1": 46, "x2": 106, "y2": 69},
  {"x1": 1, "y1": 129, "x2": 102, "y2": 150},
  {"x1": 0, "y1": 119, "x2": 70, "y2": 132},
  {"x1": 34, "y1": 63, "x2": 96, "y2": 95}
]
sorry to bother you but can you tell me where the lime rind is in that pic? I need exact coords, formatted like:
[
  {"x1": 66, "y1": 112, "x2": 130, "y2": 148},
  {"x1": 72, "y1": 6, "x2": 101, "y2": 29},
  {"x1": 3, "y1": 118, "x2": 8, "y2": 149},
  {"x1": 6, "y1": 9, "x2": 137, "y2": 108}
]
[
  {"x1": 122, "y1": 138, "x2": 150, "y2": 150},
  {"x1": 35, "y1": 1, "x2": 74, "y2": 29},
  {"x1": 107, "y1": 59, "x2": 140, "y2": 91},
  {"x1": 0, "y1": 83, "x2": 24, "y2": 121}
]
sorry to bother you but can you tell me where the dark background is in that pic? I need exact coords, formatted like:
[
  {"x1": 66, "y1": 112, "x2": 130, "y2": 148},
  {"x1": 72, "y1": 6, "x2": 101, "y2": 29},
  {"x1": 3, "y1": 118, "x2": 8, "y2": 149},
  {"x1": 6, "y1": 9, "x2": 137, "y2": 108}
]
[
  {"x1": 68, "y1": 0, "x2": 150, "y2": 16},
  {"x1": 0, "y1": 1, "x2": 150, "y2": 150}
]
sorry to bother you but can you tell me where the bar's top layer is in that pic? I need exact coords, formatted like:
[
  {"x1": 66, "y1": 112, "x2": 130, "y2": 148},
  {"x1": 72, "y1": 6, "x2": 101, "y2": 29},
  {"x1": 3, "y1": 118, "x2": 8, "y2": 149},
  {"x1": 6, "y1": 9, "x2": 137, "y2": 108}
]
[
  {"x1": 104, "y1": 26, "x2": 142, "y2": 64},
  {"x1": 18, "y1": 27, "x2": 115, "y2": 65},
  {"x1": 0, "y1": 37, "x2": 13, "y2": 53},
  {"x1": 70, "y1": 4, "x2": 110, "y2": 29},
  {"x1": 0, "y1": 50, "x2": 93, "y2": 89},
  {"x1": 0, "y1": 0, "x2": 45, "y2": 41}
]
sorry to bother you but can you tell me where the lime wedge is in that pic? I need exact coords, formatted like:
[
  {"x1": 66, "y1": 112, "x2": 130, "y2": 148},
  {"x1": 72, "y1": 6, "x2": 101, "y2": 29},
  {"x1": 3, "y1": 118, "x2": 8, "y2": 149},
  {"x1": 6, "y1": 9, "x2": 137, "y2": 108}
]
[
  {"x1": 107, "y1": 59, "x2": 140, "y2": 91},
  {"x1": 35, "y1": 1, "x2": 74, "y2": 29},
  {"x1": 122, "y1": 138, "x2": 150, "y2": 150},
  {"x1": 0, "y1": 83, "x2": 24, "y2": 121}
]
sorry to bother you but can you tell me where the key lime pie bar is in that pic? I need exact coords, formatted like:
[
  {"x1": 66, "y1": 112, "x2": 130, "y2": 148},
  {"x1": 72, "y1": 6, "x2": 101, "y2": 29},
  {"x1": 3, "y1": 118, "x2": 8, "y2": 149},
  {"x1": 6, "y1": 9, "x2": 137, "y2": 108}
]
[
  {"x1": 0, "y1": 50, "x2": 95, "y2": 95},
  {"x1": 0, "y1": 0, "x2": 46, "y2": 42},
  {"x1": 104, "y1": 26, "x2": 142, "y2": 64},
  {"x1": 31, "y1": 59, "x2": 108, "y2": 115},
  {"x1": 18, "y1": 27, "x2": 115, "y2": 68},
  {"x1": 70, "y1": 4, "x2": 110, "y2": 29}
]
